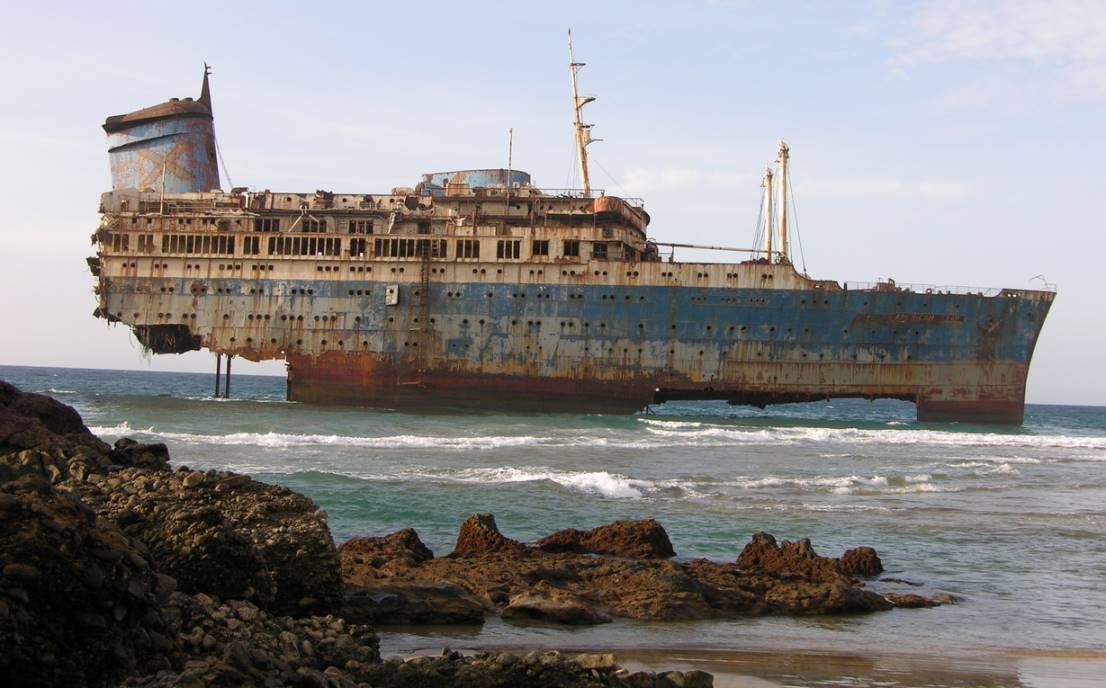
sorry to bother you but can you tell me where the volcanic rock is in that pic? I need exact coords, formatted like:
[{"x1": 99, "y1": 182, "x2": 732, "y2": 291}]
[
  {"x1": 451, "y1": 513, "x2": 526, "y2": 556},
  {"x1": 342, "y1": 518, "x2": 896, "y2": 625},
  {"x1": 535, "y1": 519, "x2": 676, "y2": 559},
  {"x1": 736, "y1": 532, "x2": 849, "y2": 583},
  {"x1": 839, "y1": 546, "x2": 884, "y2": 577},
  {"x1": 503, "y1": 585, "x2": 612, "y2": 625},
  {"x1": 340, "y1": 527, "x2": 435, "y2": 566}
]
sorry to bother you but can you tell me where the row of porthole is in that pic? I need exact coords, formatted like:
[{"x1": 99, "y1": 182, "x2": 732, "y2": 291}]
[
  {"x1": 154, "y1": 312, "x2": 196, "y2": 320},
  {"x1": 212, "y1": 333, "x2": 915, "y2": 364}
]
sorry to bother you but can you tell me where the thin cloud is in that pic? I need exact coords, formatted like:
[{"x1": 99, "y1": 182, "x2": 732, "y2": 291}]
[{"x1": 891, "y1": 0, "x2": 1106, "y2": 99}]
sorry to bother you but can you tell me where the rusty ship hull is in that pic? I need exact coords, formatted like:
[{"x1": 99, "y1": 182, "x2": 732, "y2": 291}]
[{"x1": 89, "y1": 71, "x2": 1053, "y2": 424}]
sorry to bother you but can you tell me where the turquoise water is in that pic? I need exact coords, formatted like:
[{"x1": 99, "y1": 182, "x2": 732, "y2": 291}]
[{"x1": 4, "y1": 364, "x2": 1105, "y2": 661}]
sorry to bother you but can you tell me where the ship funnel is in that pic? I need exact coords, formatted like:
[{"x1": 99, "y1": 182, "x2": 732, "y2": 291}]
[{"x1": 102, "y1": 65, "x2": 221, "y2": 193}]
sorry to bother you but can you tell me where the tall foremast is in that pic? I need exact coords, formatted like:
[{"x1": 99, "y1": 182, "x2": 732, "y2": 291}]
[
  {"x1": 776, "y1": 140, "x2": 790, "y2": 263},
  {"x1": 568, "y1": 30, "x2": 598, "y2": 195}
]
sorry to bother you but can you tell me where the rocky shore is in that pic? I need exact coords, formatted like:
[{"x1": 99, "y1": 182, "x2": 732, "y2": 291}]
[{"x1": 0, "y1": 381, "x2": 951, "y2": 686}]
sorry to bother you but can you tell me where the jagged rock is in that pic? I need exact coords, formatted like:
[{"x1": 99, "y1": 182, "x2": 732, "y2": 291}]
[
  {"x1": 450, "y1": 513, "x2": 526, "y2": 556},
  {"x1": 339, "y1": 527, "x2": 434, "y2": 566},
  {"x1": 535, "y1": 519, "x2": 675, "y2": 559},
  {"x1": 503, "y1": 586, "x2": 612, "y2": 625},
  {"x1": 736, "y1": 532, "x2": 848, "y2": 583},
  {"x1": 839, "y1": 546, "x2": 883, "y2": 577},
  {"x1": 343, "y1": 516, "x2": 897, "y2": 623}
]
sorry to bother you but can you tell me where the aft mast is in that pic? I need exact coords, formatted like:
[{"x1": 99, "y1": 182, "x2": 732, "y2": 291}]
[
  {"x1": 761, "y1": 167, "x2": 775, "y2": 260},
  {"x1": 568, "y1": 30, "x2": 598, "y2": 196}
]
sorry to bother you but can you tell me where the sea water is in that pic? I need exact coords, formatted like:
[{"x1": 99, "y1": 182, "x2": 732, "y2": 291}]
[{"x1": 4, "y1": 364, "x2": 1104, "y2": 665}]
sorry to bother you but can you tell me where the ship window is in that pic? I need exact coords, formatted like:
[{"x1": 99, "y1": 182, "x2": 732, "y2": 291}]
[
  {"x1": 456, "y1": 239, "x2": 480, "y2": 259},
  {"x1": 111, "y1": 233, "x2": 129, "y2": 252},
  {"x1": 417, "y1": 221, "x2": 431, "y2": 234},
  {"x1": 243, "y1": 236, "x2": 261, "y2": 255},
  {"x1": 497, "y1": 240, "x2": 521, "y2": 260},
  {"x1": 563, "y1": 240, "x2": 580, "y2": 257},
  {"x1": 302, "y1": 218, "x2": 327, "y2": 233},
  {"x1": 349, "y1": 220, "x2": 374, "y2": 234},
  {"x1": 592, "y1": 242, "x2": 608, "y2": 259},
  {"x1": 532, "y1": 240, "x2": 549, "y2": 256},
  {"x1": 253, "y1": 218, "x2": 280, "y2": 232},
  {"x1": 349, "y1": 238, "x2": 367, "y2": 257}
]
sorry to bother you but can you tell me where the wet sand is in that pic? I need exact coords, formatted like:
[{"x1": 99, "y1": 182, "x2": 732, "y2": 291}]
[
  {"x1": 618, "y1": 648, "x2": 1106, "y2": 688},
  {"x1": 384, "y1": 626, "x2": 1106, "y2": 688}
]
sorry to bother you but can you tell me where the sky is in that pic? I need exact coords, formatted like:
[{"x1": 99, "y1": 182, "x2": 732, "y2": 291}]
[{"x1": 1, "y1": 0, "x2": 1103, "y2": 405}]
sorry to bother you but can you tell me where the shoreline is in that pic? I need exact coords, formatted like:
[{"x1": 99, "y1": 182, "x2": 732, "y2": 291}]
[
  {"x1": 382, "y1": 640, "x2": 1106, "y2": 687},
  {"x1": 4, "y1": 378, "x2": 1104, "y2": 687}
]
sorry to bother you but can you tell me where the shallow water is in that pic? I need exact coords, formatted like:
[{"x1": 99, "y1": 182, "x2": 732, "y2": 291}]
[{"x1": 5, "y1": 364, "x2": 1105, "y2": 670}]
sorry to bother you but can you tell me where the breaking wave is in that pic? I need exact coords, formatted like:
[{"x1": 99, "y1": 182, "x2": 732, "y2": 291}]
[{"x1": 637, "y1": 418, "x2": 1106, "y2": 450}]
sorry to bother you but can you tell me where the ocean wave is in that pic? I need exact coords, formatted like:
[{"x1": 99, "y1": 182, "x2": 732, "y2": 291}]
[
  {"x1": 88, "y1": 422, "x2": 153, "y2": 435},
  {"x1": 715, "y1": 472, "x2": 946, "y2": 495},
  {"x1": 45, "y1": 388, "x2": 78, "y2": 394},
  {"x1": 953, "y1": 461, "x2": 1020, "y2": 475},
  {"x1": 637, "y1": 419, "x2": 1106, "y2": 450},
  {"x1": 442, "y1": 467, "x2": 650, "y2": 499},
  {"x1": 233, "y1": 464, "x2": 652, "y2": 499}
]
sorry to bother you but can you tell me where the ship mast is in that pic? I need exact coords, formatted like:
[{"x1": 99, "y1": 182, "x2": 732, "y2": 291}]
[
  {"x1": 568, "y1": 30, "x2": 598, "y2": 196},
  {"x1": 776, "y1": 140, "x2": 790, "y2": 263},
  {"x1": 761, "y1": 166, "x2": 775, "y2": 260}
]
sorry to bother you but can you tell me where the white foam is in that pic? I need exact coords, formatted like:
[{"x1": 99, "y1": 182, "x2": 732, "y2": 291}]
[
  {"x1": 446, "y1": 467, "x2": 650, "y2": 499},
  {"x1": 636, "y1": 419, "x2": 1106, "y2": 450},
  {"x1": 88, "y1": 421, "x2": 151, "y2": 436},
  {"x1": 953, "y1": 461, "x2": 1020, "y2": 475}
]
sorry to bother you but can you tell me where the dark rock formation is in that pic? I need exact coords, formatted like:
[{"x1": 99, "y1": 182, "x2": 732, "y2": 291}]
[
  {"x1": 342, "y1": 517, "x2": 896, "y2": 626},
  {"x1": 0, "y1": 380, "x2": 89, "y2": 436},
  {"x1": 0, "y1": 475, "x2": 171, "y2": 687},
  {"x1": 503, "y1": 586, "x2": 612, "y2": 625},
  {"x1": 340, "y1": 527, "x2": 435, "y2": 566},
  {"x1": 840, "y1": 546, "x2": 884, "y2": 577},
  {"x1": 738, "y1": 530, "x2": 867, "y2": 584},
  {"x1": 343, "y1": 581, "x2": 486, "y2": 625},
  {"x1": 535, "y1": 519, "x2": 676, "y2": 559},
  {"x1": 451, "y1": 513, "x2": 526, "y2": 556},
  {"x1": 62, "y1": 464, "x2": 342, "y2": 617}
]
